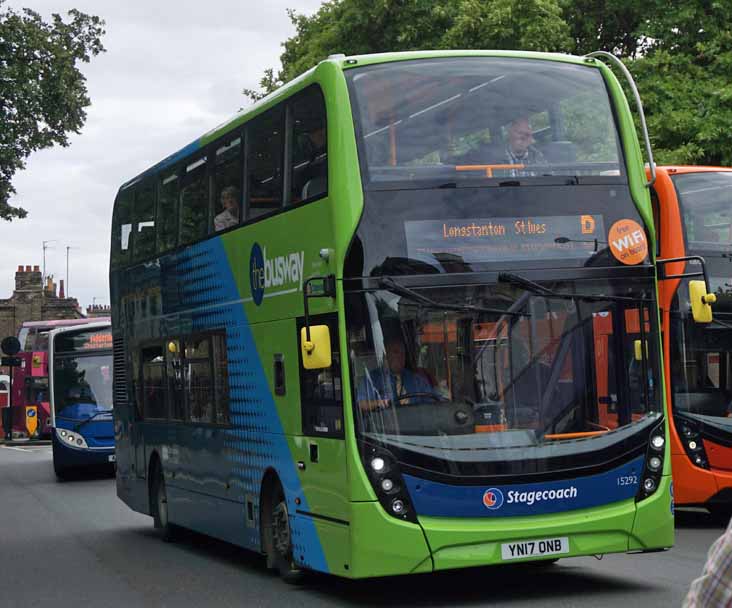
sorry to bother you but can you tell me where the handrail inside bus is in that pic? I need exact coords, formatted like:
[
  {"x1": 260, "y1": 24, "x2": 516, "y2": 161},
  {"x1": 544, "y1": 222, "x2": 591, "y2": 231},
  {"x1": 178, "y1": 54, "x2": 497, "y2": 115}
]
[
  {"x1": 455, "y1": 164, "x2": 525, "y2": 178},
  {"x1": 584, "y1": 51, "x2": 656, "y2": 188},
  {"x1": 544, "y1": 430, "x2": 609, "y2": 440}
]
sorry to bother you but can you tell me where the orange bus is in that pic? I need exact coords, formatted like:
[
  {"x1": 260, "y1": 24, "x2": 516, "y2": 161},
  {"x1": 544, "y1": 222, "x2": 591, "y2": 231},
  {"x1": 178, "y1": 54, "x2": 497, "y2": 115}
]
[{"x1": 653, "y1": 166, "x2": 732, "y2": 516}]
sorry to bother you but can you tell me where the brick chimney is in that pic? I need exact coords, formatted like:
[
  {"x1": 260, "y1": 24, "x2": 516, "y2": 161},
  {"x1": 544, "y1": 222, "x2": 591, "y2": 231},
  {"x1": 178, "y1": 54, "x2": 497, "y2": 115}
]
[
  {"x1": 59, "y1": 279, "x2": 65, "y2": 299},
  {"x1": 14, "y1": 264, "x2": 42, "y2": 292}
]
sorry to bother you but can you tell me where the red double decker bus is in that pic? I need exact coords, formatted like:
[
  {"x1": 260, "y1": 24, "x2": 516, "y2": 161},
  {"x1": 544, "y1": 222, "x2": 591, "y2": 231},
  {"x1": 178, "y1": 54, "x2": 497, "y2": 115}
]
[{"x1": 5, "y1": 318, "x2": 109, "y2": 439}]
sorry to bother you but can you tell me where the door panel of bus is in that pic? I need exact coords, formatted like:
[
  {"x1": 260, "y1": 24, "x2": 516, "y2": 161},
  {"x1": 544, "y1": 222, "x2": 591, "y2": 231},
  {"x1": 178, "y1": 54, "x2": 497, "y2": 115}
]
[{"x1": 251, "y1": 317, "x2": 349, "y2": 523}]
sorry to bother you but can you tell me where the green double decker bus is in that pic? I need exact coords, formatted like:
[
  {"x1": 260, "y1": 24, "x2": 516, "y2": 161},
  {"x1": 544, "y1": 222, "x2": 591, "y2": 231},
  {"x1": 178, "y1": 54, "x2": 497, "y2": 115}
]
[{"x1": 111, "y1": 50, "x2": 673, "y2": 580}]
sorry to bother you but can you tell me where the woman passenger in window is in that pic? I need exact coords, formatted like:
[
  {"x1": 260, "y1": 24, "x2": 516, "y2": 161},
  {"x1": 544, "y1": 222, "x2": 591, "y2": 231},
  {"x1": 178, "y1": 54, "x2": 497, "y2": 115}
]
[{"x1": 214, "y1": 186, "x2": 240, "y2": 231}]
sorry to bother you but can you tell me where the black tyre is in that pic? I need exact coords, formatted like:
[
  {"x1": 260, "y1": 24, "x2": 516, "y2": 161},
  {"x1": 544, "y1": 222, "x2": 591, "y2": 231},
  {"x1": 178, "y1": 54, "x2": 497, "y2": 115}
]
[
  {"x1": 708, "y1": 504, "x2": 732, "y2": 525},
  {"x1": 263, "y1": 482, "x2": 303, "y2": 584},
  {"x1": 53, "y1": 454, "x2": 70, "y2": 481},
  {"x1": 53, "y1": 458, "x2": 70, "y2": 481},
  {"x1": 151, "y1": 465, "x2": 177, "y2": 542}
]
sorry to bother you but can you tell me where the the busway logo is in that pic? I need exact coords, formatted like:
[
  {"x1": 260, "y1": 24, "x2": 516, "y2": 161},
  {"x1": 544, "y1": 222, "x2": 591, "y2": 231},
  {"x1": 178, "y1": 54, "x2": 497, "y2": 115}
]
[
  {"x1": 249, "y1": 242, "x2": 305, "y2": 306},
  {"x1": 482, "y1": 488, "x2": 504, "y2": 510}
]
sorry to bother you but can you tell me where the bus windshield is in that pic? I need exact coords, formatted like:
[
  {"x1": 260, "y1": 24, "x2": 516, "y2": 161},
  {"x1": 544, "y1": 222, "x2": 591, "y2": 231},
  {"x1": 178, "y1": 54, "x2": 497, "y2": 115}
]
[
  {"x1": 671, "y1": 272, "x2": 732, "y2": 425},
  {"x1": 346, "y1": 57, "x2": 624, "y2": 189},
  {"x1": 674, "y1": 171, "x2": 732, "y2": 250},
  {"x1": 346, "y1": 278, "x2": 661, "y2": 469},
  {"x1": 53, "y1": 354, "x2": 113, "y2": 419}
]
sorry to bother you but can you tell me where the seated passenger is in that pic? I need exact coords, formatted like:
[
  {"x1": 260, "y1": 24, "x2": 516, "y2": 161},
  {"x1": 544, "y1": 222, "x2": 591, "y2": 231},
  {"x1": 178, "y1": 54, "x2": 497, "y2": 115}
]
[
  {"x1": 214, "y1": 186, "x2": 240, "y2": 231},
  {"x1": 503, "y1": 116, "x2": 546, "y2": 168},
  {"x1": 450, "y1": 116, "x2": 546, "y2": 176},
  {"x1": 298, "y1": 125, "x2": 327, "y2": 200},
  {"x1": 357, "y1": 337, "x2": 438, "y2": 411}
]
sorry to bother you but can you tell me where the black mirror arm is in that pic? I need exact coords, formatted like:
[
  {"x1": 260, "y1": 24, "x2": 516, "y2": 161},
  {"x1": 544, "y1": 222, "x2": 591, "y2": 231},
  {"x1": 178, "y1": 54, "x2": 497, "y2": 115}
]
[{"x1": 303, "y1": 275, "x2": 336, "y2": 341}]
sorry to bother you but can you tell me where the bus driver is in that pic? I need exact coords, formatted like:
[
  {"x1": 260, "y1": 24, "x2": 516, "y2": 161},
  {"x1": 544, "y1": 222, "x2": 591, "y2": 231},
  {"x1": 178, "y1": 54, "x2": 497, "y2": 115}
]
[{"x1": 357, "y1": 336, "x2": 439, "y2": 411}]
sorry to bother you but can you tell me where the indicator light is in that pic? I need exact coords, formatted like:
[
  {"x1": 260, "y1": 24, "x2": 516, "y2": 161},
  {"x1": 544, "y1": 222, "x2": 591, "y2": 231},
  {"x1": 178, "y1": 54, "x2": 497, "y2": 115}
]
[
  {"x1": 391, "y1": 499, "x2": 405, "y2": 514},
  {"x1": 381, "y1": 479, "x2": 394, "y2": 492}
]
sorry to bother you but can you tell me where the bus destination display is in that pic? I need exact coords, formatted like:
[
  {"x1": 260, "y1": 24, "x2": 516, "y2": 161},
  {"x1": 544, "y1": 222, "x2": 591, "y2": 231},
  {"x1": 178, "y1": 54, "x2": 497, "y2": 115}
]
[
  {"x1": 405, "y1": 214, "x2": 605, "y2": 264},
  {"x1": 56, "y1": 329, "x2": 113, "y2": 353}
]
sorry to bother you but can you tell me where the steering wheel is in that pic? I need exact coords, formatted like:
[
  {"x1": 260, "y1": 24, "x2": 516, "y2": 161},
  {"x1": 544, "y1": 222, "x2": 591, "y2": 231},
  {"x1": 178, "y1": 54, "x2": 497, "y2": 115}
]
[{"x1": 396, "y1": 392, "x2": 446, "y2": 405}]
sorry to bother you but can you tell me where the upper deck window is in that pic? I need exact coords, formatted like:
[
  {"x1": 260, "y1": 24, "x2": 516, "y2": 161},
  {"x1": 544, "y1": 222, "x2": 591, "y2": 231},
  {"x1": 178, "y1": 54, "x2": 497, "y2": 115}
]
[
  {"x1": 346, "y1": 57, "x2": 625, "y2": 190},
  {"x1": 673, "y1": 171, "x2": 732, "y2": 251},
  {"x1": 248, "y1": 106, "x2": 284, "y2": 218}
]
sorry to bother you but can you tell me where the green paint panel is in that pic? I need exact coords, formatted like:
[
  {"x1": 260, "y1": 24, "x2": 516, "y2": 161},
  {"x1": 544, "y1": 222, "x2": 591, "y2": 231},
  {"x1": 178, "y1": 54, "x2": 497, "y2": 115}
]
[
  {"x1": 422, "y1": 498, "x2": 636, "y2": 570},
  {"x1": 349, "y1": 502, "x2": 432, "y2": 578},
  {"x1": 629, "y1": 475, "x2": 675, "y2": 551}
]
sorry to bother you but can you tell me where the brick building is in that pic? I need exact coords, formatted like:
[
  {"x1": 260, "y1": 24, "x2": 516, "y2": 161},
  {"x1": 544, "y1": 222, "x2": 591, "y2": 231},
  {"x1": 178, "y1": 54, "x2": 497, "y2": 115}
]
[{"x1": 0, "y1": 264, "x2": 84, "y2": 342}]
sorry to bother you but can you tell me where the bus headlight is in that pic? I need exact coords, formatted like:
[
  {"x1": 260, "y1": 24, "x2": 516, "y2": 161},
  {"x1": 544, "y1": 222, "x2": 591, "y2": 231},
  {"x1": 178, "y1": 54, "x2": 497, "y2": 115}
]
[
  {"x1": 637, "y1": 422, "x2": 666, "y2": 503},
  {"x1": 675, "y1": 416, "x2": 709, "y2": 470},
  {"x1": 56, "y1": 428, "x2": 88, "y2": 449},
  {"x1": 360, "y1": 443, "x2": 416, "y2": 523}
]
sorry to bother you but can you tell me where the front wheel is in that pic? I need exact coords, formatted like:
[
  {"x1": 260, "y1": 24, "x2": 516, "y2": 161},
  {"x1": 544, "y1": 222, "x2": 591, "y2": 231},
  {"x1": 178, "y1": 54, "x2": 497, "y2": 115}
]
[
  {"x1": 152, "y1": 466, "x2": 178, "y2": 541},
  {"x1": 263, "y1": 483, "x2": 303, "y2": 584},
  {"x1": 53, "y1": 456, "x2": 70, "y2": 481},
  {"x1": 708, "y1": 504, "x2": 732, "y2": 525}
]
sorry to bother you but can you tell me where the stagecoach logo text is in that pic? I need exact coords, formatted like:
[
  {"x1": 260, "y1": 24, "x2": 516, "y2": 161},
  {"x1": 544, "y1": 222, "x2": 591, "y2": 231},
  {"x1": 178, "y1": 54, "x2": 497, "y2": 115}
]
[
  {"x1": 483, "y1": 485, "x2": 578, "y2": 510},
  {"x1": 249, "y1": 242, "x2": 305, "y2": 306}
]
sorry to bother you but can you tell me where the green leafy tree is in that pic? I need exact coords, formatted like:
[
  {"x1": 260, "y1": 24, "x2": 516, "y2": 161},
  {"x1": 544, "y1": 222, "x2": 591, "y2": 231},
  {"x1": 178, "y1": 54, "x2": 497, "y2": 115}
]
[
  {"x1": 563, "y1": 0, "x2": 646, "y2": 57},
  {"x1": 245, "y1": 0, "x2": 570, "y2": 100},
  {"x1": 0, "y1": 1, "x2": 105, "y2": 220},
  {"x1": 631, "y1": 1, "x2": 732, "y2": 165}
]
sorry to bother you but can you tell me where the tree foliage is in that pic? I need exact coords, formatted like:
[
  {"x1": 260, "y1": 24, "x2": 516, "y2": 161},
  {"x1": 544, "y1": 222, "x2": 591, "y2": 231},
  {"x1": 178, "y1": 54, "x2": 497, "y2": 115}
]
[
  {"x1": 0, "y1": 1, "x2": 105, "y2": 220},
  {"x1": 245, "y1": 0, "x2": 732, "y2": 167}
]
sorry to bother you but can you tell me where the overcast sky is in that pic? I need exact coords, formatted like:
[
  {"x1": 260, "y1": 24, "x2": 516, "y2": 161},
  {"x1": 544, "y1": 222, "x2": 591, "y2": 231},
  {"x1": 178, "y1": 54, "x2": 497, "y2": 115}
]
[{"x1": 2, "y1": 0, "x2": 322, "y2": 312}]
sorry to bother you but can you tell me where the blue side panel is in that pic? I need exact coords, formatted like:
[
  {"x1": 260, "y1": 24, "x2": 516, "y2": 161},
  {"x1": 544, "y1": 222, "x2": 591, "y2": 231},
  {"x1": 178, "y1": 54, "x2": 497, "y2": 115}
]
[
  {"x1": 404, "y1": 455, "x2": 645, "y2": 518},
  {"x1": 173, "y1": 238, "x2": 328, "y2": 573}
]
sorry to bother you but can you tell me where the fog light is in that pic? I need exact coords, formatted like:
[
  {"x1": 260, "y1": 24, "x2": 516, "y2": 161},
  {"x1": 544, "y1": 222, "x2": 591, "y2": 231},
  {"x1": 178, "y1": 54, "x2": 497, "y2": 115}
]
[
  {"x1": 391, "y1": 499, "x2": 405, "y2": 514},
  {"x1": 381, "y1": 478, "x2": 394, "y2": 492},
  {"x1": 651, "y1": 435, "x2": 665, "y2": 450},
  {"x1": 371, "y1": 457, "x2": 386, "y2": 473},
  {"x1": 76, "y1": 439, "x2": 83, "y2": 446},
  {"x1": 648, "y1": 456, "x2": 662, "y2": 471},
  {"x1": 643, "y1": 478, "x2": 656, "y2": 492},
  {"x1": 688, "y1": 440, "x2": 698, "y2": 450}
]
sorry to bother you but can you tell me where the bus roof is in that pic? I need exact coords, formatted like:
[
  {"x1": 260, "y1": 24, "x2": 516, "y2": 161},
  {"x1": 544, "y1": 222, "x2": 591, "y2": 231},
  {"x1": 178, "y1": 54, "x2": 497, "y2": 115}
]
[
  {"x1": 653, "y1": 165, "x2": 732, "y2": 176},
  {"x1": 118, "y1": 49, "x2": 596, "y2": 193},
  {"x1": 20, "y1": 318, "x2": 109, "y2": 331}
]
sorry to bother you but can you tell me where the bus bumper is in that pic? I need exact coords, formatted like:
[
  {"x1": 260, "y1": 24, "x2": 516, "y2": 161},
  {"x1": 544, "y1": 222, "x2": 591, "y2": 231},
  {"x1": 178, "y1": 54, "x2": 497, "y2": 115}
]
[
  {"x1": 345, "y1": 475, "x2": 673, "y2": 577},
  {"x1": 52, "y1": 433, "x2": 115, "y2": 469},
  {"x1": 419, "y1": 474, "x2": 673, "y2": 571}
]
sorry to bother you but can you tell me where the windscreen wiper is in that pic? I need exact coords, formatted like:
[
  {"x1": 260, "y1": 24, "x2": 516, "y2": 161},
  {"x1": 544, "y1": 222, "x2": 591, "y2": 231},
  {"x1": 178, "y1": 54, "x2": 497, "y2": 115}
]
[
  {"x1": 73, "y1": 409, "x2": 112, "y2": 432},
  {"x1": 378, "y1": 277, "x2": 523, "y2": 316},
  {"x1": 498, "y1": 272, "x2": 652, "y2": 304}
]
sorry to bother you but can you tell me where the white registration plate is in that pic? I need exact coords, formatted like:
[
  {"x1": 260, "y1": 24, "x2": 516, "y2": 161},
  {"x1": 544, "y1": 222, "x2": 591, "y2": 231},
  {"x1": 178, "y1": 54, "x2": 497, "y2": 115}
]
[
  {"x1": 501, "y1": 536, "x2": 569, "y2": 561},
  {"x1": 108, "y1": 454, "x2": 116, "y2": 463}
]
